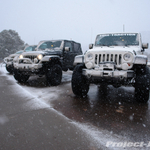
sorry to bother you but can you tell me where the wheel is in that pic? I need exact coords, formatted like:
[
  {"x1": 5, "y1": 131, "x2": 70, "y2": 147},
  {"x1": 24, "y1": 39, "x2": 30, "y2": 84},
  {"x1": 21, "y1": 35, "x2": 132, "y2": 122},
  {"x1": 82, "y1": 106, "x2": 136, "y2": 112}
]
[
  {"x1": 13, "y1": 69, "x2": 29, "y2": 83},
  {"x1": 69, "y1": 66, "x2": 75, "y2": 71},
  {"x1": 62, "y1": 67, "x2": 68, "y2": 72},
  {"x1": 134, "y1": 66, "x2": 150, "y2": 103},
  {"x1": 6, "y1": 65, "x2": 13, "y2": 74},
  {"x1": 46, "y1": 64, "x2": 62, "y2": 86},
  {"x1": 71, "y1": 64, "x2": 89, "y2": 97},
  {"x1": 6, "y1": 65, "x2": 10, "y2": 72}
]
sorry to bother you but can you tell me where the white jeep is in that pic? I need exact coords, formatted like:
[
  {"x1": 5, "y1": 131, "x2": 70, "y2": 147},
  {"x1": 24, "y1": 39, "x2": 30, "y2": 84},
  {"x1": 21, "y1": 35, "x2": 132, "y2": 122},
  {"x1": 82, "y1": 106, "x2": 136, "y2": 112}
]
[
  {"x1": 4, "y1": 50, "x2": 23, "y2": 73},
  {"x1": 72, "y1": 33, "x2": 150, "y2": 103},
  {"x1": 4, "y1": 45, "x2": 37, "y2": 73}
]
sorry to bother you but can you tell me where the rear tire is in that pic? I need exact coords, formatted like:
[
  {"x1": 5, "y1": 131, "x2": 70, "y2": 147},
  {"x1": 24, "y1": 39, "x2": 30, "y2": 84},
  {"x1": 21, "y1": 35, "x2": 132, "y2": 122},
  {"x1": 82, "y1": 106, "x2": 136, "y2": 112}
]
[
  {"x1": 134, "y1": 66, "x2": 150, "y2": 103},
  {"x1": 13, "y1": 69, "x2": 29, "y2": 83},
  {"x1": 71, "y1": 64, "x2": 89, "y2": 97},
  {"x1": 46, "y1": 64, "x2": 62, "y2": 86}
]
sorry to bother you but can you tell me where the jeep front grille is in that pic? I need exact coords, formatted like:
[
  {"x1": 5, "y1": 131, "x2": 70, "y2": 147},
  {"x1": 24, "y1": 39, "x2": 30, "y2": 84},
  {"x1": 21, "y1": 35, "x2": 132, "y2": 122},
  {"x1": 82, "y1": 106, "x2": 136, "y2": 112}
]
[
  {"x1": 95, "y1": 54, "x2": 122, "y2": 65},
  {"x1": 24, "y1": 55, "x2": 37, "y2": 62}
]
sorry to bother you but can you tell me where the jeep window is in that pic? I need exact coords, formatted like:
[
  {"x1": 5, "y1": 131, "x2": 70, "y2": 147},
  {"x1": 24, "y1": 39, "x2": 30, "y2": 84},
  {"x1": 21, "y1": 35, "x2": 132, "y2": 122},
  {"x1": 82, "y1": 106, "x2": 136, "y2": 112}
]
[
  {"x1": 65, "y1": 42, "x2": 72, "y2": 52},
  {"x1": 38, "y1": 41, "x2": 63, "y2": 50},
  {"x1": 74, "y1": 43, "x2": 81, "y2": 53},
  {"x1": 95, "y1": 33, "x2": 139, "y2": 46},
  {"x1": 24, "y1": 46, "x2": 37, "y2": 52}
]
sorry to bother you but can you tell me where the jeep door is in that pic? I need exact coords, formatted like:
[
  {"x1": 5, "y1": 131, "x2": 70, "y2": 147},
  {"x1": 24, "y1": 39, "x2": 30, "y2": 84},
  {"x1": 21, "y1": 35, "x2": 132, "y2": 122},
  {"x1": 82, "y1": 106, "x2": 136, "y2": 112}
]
[
  {"x1": 63, "y1": 41, "x2": 75, "y2": 69},
  {"x1": 73, "y1": 42, "x2": 82, "y2": 55}
]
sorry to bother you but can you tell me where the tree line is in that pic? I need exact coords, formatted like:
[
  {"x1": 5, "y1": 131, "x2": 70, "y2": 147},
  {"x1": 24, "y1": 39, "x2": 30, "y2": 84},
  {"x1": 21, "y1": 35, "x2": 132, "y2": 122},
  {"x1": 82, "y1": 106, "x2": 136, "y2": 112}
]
[{"x1": 0, "y1": 29, "x2": 25, "y2": 58}]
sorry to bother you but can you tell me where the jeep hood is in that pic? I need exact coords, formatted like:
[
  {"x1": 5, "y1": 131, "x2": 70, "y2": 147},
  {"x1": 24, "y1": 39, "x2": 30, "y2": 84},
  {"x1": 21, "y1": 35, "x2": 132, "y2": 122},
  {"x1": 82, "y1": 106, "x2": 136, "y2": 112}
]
[
  {"x1": 9, "y1": 53, "x2": 20, "y2": 58},
  {"x1": 21, "y1": 50, "x2": 62, "y2": 56},
  {"x1": 88, "y1": 46, "x2": 141, "y2": 54}
]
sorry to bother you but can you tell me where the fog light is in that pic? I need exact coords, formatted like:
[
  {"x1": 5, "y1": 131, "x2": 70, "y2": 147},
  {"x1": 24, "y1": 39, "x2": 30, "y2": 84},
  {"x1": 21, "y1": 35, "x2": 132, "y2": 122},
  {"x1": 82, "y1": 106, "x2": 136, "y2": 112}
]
[
  {"x1": 122, "y1": 63, "x2": 128, "y2": 70},
  {"x1": 85, "y1": 62, "x2": 94, "y2": 69}
]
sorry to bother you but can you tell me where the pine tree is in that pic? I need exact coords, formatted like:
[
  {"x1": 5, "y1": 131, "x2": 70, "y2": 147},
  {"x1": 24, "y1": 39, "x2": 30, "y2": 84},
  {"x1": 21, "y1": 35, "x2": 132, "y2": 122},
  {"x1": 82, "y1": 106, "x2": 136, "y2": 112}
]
[{"x1": 0, "y1": 29, "x2": 25, "y2": 58}]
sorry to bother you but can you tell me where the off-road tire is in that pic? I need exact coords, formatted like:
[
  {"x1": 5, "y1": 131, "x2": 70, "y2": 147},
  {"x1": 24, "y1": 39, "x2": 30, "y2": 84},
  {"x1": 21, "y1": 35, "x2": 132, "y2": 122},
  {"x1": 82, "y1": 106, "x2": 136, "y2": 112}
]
[
  {"x1": 134, "y1": 66, "x2": 150, "y2": 103},
  {"x1": 71, "y1": 64, "x2": 89, "y2": 97},
  {"x1": 13, "y1": 69, "x2": 29, "y2": 83},
  {"x1": 6, "y1": 65, "x2": 13, "y2": 74},
  {"x1": 46, "y1": 64, "x2": 62, "y2": 86}
]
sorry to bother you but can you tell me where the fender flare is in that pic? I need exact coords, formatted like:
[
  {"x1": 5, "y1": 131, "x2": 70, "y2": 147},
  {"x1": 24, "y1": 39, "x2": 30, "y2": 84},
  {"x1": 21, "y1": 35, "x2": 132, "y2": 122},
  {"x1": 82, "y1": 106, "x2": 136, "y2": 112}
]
[
  {"x1": 134, "y1": 55, "x2": 147, "y2": 65},
  {"x1": 41, "y1": 55, "x2": 62, "y2": 66},
  {"x1": 73, "y1": 55, "x2": 84, "y2": 66},
  {"x1": 41, "y1": 55, "x2": 60, "y2": 61}
]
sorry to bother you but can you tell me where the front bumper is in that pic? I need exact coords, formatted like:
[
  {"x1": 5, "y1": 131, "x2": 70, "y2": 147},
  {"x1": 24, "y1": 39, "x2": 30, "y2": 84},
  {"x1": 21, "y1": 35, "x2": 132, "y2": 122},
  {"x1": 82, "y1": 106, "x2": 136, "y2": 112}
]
[
  {"x1": 82, "y1": 68, "x2": 134, "y2": 79},
  {"x1": 14, "y1": 60, "x2": 43, "y2": 74}
]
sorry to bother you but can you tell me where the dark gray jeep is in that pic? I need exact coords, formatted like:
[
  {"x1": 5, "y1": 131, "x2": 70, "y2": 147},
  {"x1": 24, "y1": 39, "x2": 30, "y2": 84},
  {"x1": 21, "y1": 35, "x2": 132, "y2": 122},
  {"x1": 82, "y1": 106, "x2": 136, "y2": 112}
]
[{"x1": 13, "y1": 40, "x2": 82, "y2": 85}]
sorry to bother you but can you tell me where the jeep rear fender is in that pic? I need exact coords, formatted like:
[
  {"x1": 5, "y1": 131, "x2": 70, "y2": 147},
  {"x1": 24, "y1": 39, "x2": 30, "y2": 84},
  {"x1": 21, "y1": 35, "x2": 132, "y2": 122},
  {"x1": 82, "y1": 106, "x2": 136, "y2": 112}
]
[
  {"x1": 134, "y1": 55, "x2": 147, "y2": 65},
  {"x1": 73, "y1": 55, "x2": 84, "y2": 66}
]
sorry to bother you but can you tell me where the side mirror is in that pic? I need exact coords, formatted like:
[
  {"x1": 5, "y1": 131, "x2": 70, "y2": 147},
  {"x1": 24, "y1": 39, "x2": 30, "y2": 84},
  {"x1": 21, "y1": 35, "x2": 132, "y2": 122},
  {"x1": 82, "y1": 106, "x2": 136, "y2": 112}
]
[
  {"x1": 142, "y1": 43, "x2": 149, "y2": 50},
  {"x1": 65, "y1": 47, "x2": 70, "y2": 51},
  {"x1": 89, "y1": 44, "x2": 93, "y2": 49}
]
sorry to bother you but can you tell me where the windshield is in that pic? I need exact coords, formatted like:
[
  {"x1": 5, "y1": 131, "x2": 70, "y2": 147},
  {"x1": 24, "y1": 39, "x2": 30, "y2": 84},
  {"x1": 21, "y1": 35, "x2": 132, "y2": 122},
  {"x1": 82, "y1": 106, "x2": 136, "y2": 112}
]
[
  {"x1": 95, "y1": 33, "x2": 139, "y2": 46},
  {"x1": 38, "y1": 40, "x2": 63, "y2": 50},
  {"x1": 15, "y1": 50, "x2": 23, "y2": 54},
  {"x1": 24, "y1": 46, "x2": 37, "y2": 52}
]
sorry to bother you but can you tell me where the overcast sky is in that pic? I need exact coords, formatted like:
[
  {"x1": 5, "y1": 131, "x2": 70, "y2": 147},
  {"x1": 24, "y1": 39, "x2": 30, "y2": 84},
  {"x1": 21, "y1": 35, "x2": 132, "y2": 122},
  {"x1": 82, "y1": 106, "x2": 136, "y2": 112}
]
[{"x1": 1, "y1": 0, "x2": 150, "y2": 52}]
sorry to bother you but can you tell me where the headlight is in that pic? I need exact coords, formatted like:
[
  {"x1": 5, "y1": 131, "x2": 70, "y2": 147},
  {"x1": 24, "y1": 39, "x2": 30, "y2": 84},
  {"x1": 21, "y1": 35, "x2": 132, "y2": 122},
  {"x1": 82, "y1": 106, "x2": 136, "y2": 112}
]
[
  {"x1": 87, "y1": 53, "x2": 93, "y2": 60},
  {"x1": 37, "y1": 54, "x2": 43, "y2": 60},
  {"x1": 123, "y1": 53, "x2": 131, "y2": 61},
  {"x1": 19, "y1": 55, "x2": 23, "y2": 59}
]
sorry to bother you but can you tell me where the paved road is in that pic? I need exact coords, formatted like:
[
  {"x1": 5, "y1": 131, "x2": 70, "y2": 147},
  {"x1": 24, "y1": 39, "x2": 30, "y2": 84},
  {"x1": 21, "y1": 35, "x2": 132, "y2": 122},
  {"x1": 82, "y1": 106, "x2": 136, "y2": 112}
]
[
  {"x1": 0, "y1": 69, "x2": 102, "y2": 150},
  {"x1": 1, "y1": 64, "x2": 150, "y2": 150}
]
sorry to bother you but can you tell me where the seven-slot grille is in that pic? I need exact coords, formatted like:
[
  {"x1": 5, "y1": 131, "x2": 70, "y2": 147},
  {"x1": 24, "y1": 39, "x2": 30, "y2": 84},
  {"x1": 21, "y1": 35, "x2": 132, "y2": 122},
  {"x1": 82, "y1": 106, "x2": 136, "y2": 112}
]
[
  {"x1": 95, "y1": 53, "x2": 122, "y2": 65},
  {"x1": 24, "y1": 55, "x2": 37, "y2": 62}
]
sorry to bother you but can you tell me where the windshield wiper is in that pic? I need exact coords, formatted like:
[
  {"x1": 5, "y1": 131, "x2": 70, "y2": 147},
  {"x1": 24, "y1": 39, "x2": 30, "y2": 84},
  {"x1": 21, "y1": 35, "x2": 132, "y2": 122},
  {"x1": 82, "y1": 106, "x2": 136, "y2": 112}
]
[
  {"x1": 124, "y1": 44, "x2": 129, "y2": 47},
  {"x1": 99, "y1": 44, "x2": 110, "y2": 47}
]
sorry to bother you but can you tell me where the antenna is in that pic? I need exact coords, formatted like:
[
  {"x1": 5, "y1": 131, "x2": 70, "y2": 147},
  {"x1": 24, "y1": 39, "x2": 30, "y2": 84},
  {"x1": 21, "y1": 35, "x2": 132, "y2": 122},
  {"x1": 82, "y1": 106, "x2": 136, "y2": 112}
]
[
  {"x1": 123, "y1": 24, "x2": 125, "y2": 32},
  {"x1": 34, "y1": 37, "x2": 35, "y2": 44},
  {"x1": 91, "y1": 27, "x2": 92, "y2": 43}
]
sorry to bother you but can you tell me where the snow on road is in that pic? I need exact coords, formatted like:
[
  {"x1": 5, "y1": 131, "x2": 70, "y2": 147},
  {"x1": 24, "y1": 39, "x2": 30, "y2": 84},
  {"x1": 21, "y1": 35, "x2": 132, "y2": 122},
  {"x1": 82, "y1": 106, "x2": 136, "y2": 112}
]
[{"x1": 0, "y1": 64, "x2": 139, "y2": 150}]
